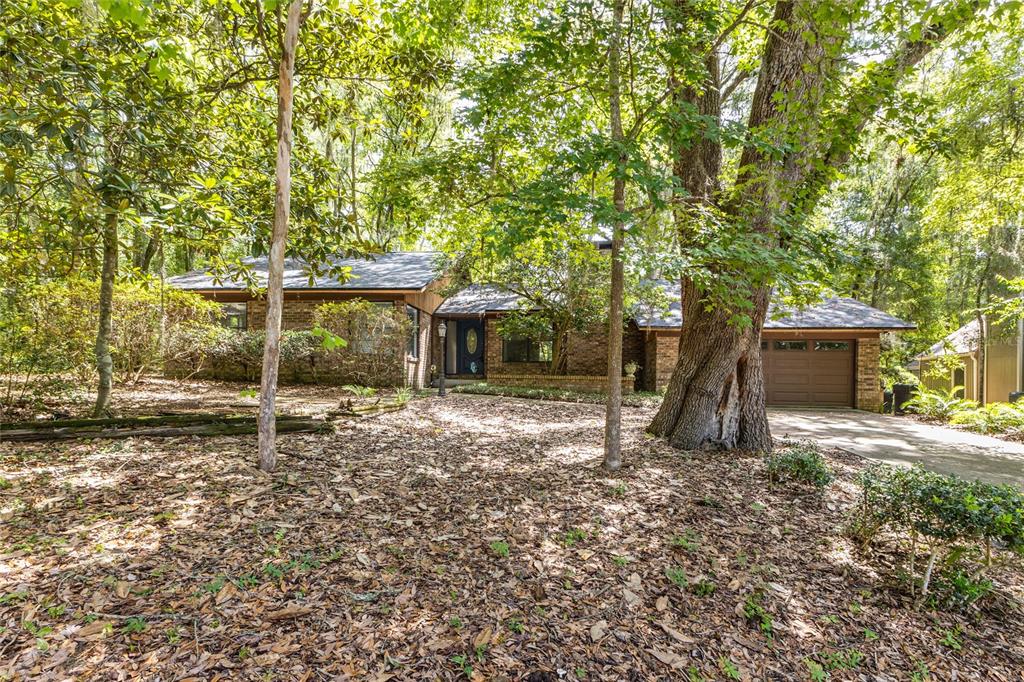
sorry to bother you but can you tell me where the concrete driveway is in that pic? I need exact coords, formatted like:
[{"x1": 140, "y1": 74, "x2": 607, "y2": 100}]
[{"x1": 768, "y1": 409, "x2": 1024, "y2": 488}]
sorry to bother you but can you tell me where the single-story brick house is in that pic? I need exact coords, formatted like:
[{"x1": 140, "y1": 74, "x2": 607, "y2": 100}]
[
  {"x1": 166, "y1": 251, "x2": 446, "y2": 389},
  {"x1": 910, "y1": 317, "x2": 1024, "y2": 403},
  {"x1": 436, "y1": 282, "x2": 915, "y2": 410},
  {"x1": 169, "y1": 251, "x2": 915, "y2": 409}
]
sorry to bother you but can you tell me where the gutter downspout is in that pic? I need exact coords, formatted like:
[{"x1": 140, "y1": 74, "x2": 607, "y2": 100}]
[
  {"x1": 972, "y1": 352, "x2": 980, "y2": 403},
  {"x1": 1018, "y1": 316, "x2": 1023, "y2": 393}
]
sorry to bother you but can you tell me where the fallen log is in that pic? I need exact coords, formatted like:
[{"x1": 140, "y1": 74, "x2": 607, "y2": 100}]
[
  {"x1": 2, "y1": 413, "x2": 250, "y2": 431},
  {"x1": 1, "y1": 414, "x2": 329, "y2": 442}
]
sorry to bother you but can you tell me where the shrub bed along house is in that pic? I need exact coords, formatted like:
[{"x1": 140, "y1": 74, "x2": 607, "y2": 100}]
[
  {"x1": 449, "y1": 383, "x2": 663, "y2": 407},
  {"x1": 166, "y1": 299, "x2": 411, "y2": 387},
  {"x1": 904, "y1": 386, "x2": 1024, "y2": 438}
]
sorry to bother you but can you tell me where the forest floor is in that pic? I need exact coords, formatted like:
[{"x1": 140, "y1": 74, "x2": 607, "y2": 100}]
[{"x1": 2, "y1": 388, "x2": 1024, "y2": 680}]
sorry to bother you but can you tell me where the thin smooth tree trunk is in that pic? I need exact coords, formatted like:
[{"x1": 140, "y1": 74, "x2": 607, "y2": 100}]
[
  {"x1": 975, "y1": 253, "x2": 991, "y2": 405},
  {"x1": 93, "y1": 206, "x2": 118, "y2": 417},
  {"x1": 603, "y1": 0, "x2": 626, "y2": 472},
  {"x1": 258, "y1": 0, "x2": 304, "y2": 473},
  {"x1": 350, "y1": 121, "x2": 358, "y2": 226}
]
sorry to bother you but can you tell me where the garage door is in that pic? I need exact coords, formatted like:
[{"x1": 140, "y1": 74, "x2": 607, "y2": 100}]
[{"x1": 762, "y1": 338, "x2": 854, "y2": 407}]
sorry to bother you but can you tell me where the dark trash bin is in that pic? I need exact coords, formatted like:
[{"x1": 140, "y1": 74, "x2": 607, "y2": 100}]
[
  {"x1": 882, "y1": 389, "x2": 894, "y2": 414},
  {"x1": 1011, "y1": 391, "x2": 1024, "y2": 404},
  {"x1": 893, "y1": 383, "x2": 916, "y2": 415}
]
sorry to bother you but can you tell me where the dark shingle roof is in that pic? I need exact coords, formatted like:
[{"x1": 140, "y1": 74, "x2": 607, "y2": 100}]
[
  {"x1": 635, "y1": 282, "x2": 915, "y2": 330},
  {"x1": 167, "y1": 251, "x2": 443, "y2": 291},
  {"x1": 916, "y1": 319, "x2": 980, "y2": 359},
  {"x1": 434, "y1": 285, "x2": 525, "y2": 315},
  {"x1": 765, "y1": 297, "x2": 915, "y2": 330}
]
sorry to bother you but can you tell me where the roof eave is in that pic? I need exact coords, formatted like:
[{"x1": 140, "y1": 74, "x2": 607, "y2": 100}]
[{"x1": 643, "y1": 325, "x2": 916, "y2": 332}]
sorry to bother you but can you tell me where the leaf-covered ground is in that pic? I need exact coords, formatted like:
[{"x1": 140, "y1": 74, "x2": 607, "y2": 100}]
[{"x1": 2, "y1": 390, "x2": 1023, "y2": 680}]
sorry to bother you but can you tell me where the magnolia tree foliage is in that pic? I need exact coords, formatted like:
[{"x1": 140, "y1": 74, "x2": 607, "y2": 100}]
[
  {"x1": 0, "y1": 0, "x2": 465, "y2": 416},
  {"x1": 0, "y1": 279, "x2": 219, "y2": 408}
]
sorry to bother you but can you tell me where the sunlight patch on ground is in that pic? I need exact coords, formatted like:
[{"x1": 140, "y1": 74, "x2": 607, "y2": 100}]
[{"x1": 542, "y1": 443, "x2": 601, "y2": 464}]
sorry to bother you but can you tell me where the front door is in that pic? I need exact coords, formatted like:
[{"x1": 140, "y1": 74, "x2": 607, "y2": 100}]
[{"x1": 457, "y1": 320, "x2": 484, "y2": 376}]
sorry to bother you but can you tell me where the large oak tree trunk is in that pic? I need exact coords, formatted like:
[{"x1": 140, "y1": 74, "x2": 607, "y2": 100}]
[
  {"x1": 648, "y1": 282, "x2": 771, "y2": 450},
  {"x1": 258, "y1": 0, "x2": 304, "y2": 473},
  {"x1": 92, "y1": 206, "x2": 118, "y2": 417},
  {"x1": 651, "y1": 0, "x2": 968, "y2": 452}
]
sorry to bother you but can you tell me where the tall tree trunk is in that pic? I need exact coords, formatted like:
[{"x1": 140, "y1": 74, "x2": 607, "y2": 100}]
[
  {"x1": 651, "y1": 0, "x2": 970, "y2": 452},
  {"x1": 603, "y1": 0, "x2": 626, "y2": 472},
  {"x1": 648, "y1": 282, "x2": 770, "y2": 449},
  {"x1": 258, "y1": 0, "x2": 304, "y2": 473},
  {"x1": 132, "y1": 224, "x2": 148, "y2": 271},
  {"x1": 350, "y1": 121, "x2": 358, "y2": 228},
  {"x1": 93, "y1": 205, "x2": 118, "y2": 417},
  {"x1": 975, "y1": 252, "x2": 991, "y2": 405}
]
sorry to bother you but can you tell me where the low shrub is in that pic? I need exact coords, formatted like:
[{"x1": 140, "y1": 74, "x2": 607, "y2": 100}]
[
  {"x1": 926, "y1": 567, "x2": 994, "y2": 610},
  {"x1": 168, "y1": 299, "x2": 413, "y2": 387},
  {"x1": 902, "y1": 386, "x2": 1024, "y2": 436},
  {"x1": 168, "y1": 329, "x2": 325, "y2": 382},
  {"x1": 449, "y1": 383, "x2": 663, "y2": 407},
  {"x1": 766, "y1": 443, "x2": 833, "y2": 489},
  {"x1": 949, "y1": 402, "x2": 1024, "y2": 435},
  {"x1": 852, "y1": 464, "x2": 1024, "y2": 605},
  {"x1": 903, "y1": 386, "x2": 978, "y2": 421}
]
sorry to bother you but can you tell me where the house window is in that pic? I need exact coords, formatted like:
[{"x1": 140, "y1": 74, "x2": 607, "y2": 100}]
[
  {"x1": 774, "y1": 340, "x2": 807, "y2": 351},
  {"x1": 220, "y1": 302, "x2": 247, "y2": 330},
  {"x1": 406, "y1": 305, "x2": 420, "y2": 358},
  {"x1": 814, "y1": 341, "x2": 850, "y2": 351},
  {"x1": 502, "y1": 335, "x2": 552, "y2": 363}
]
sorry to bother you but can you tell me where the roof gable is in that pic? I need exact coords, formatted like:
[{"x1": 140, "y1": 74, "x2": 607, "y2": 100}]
[
  {"x1": 918, "y1": 319, "x2": 980, "y2": 359},
  {"x1": 167, "y1": 251, "x2": 443, "y2": 292},
  {"x1": 435, "y1": 284, "x2": 524, "y2": 315}
]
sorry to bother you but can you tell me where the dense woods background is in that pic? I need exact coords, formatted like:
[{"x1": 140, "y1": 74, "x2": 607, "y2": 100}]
[{"x1": 1, "y1": 0, "x2": 1022, "y2": 427}]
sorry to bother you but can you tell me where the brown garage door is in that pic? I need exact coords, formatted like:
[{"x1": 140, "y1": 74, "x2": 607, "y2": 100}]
[{"x1": 762, "y1": 338, "x2": 854, "y2": 407}]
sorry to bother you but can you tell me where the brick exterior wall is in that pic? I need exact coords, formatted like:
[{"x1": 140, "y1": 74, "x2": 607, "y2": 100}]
[
  {"x1": 485, "y1": 317, "x2": 550, "y2": 376},
  {"x1": 247, "y1": 298, "x2": 324, "y2": 331},
  {"x1": 405, "y1": 310, "x2": 431, "y2": 389},
  {"x1": 483, "y1": 316, "x2": 644, "y2": 381},
  {"x1": 173, "y1": 295, "x2": 432, "y2": 389},
  {"x1": 642, "y1": 333, "x2": 678, "y2": 392},
  {"x1": 856, "y1": 337, "x2": 882, "y2": 411}
]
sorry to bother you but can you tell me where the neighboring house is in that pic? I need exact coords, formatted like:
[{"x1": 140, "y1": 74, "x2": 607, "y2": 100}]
[
  {"x1": 911, "y1": 317, "x2": 1024, "y2": 403},
  {"x1": 436, "y1": 283, "x2": 914, "y2": 409},
  {"x1": 166, "y1": 251, "x2": 446, "y2": 389},
  {"x1": 169, "y1": 252, "x2": 916, "y2": 410}
]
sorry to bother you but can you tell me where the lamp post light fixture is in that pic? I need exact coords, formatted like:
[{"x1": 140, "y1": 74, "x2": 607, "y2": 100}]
[{"x1": 437, "y1": 320, "x2": 447, "y2": 397}]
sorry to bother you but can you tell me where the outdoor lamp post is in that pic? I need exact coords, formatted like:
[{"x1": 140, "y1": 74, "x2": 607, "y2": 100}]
[{"x1": 437, "y1": 321, "x2": 447, "y2": 397}]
